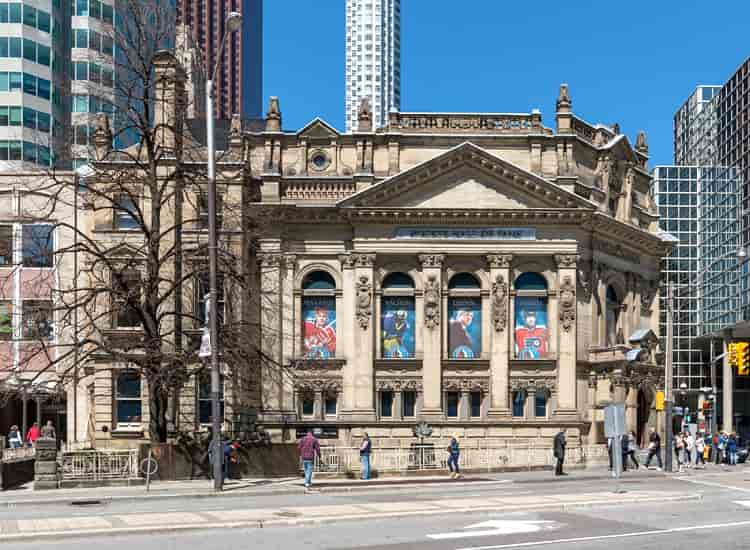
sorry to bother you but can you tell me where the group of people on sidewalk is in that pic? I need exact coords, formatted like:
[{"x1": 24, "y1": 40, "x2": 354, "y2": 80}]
[
  {"x1": 6, "y1": 421, "x2": 56, "y2": 449},
  {"x1": 673, "y1": 430, "x2": 741, "y2": 472}
]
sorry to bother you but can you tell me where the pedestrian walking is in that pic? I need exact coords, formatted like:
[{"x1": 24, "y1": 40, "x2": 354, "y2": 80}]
[
  {"x1": 685, "y1": 432, "x2": 695, "y2": 468},
  {"x1": 607, "y1": 437, "x2": 614, "y2": 470},
  {"x1": 694, "y1": 433, "x2": 705, "y2": 468},
  {"x1": 359, "y1": 432, "x2": 372, "y2": 480},
  {"x1": 674, "y1": 433, "x2": 685, "y2": 472},
  {"x1": 25, "y1": 422, "x2": 40, "y2": 447},
  {"x1": 297, "y1": 429, "x2": 321, "y2": 492},
  {"x1": 719, "y1": 432, "x2": 728, "y2": 464},
  {"x1": 447, "y1": 436, "x2": 461, "y2": 479},
  {"x1": 713, "y1": 432, "x2": 721, "y2": 464},
  {"x1": 728, "y1": 433, "x2": 738, "y2": 466},
  {"x1": 553, "y1": 428, "x2": 567, "y2": 476},
  {"x1": 623, "y1": 431, "x2": 639, "y2": 470},
  {"x1": 644, "y1": 427, "x2": 662, "y2": 470},
  {"x1": 7, "y1": 425, "x2": 22, "y2": 449}
]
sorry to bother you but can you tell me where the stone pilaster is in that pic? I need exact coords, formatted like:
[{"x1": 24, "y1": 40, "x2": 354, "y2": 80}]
[
  {"x1": 393, "y1": 388, "x2": 403, "y2": 421},
  {"x1": 258, "y1": 253, "x2": 283, "y2": 416},
  {"x1": 350, "y1": 253, "x2": 376, "y2": 419},
  {"x1": 281, "y1": 255, "x2": 297, "y2": 414},
  {"x1": 487, "y1": 254, "x2": 512, "y2": 418},
  {"x1": 554, "y1": 254, "x2": 578, "y2": 418},
  {"x1": 314, "y1": 388, "x2": 324, "y2": 421},
  {"x1": 418, "y1": 254, "x2": 445, "y2": 419},
  {"x1": 339, "y1": 254, "x2": 356, "y2": 415}
]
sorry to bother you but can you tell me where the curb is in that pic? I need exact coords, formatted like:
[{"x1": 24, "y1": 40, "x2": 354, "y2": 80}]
[
  {"x1": 0, "y1": 492, "x2": 702, "y2": 542},
  {"x1": 0, "y1": 478, "x2": 513, "y2": 508}
]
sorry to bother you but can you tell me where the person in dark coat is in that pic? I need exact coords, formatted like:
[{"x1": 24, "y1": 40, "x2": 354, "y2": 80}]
[
  {"x1": 644, "y1": 427, "x2": 662, "y2": 470},
  {"x1": 553, "y1": 429, "x2": 567, "y2": 476}
]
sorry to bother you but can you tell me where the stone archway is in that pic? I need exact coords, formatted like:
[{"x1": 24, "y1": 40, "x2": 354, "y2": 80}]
[{"x1": 637, "y1": 386, "x2": 654, "y2": 447}]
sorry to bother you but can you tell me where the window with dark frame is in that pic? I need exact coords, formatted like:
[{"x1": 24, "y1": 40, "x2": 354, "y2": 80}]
[
  {"x1": 0, "y1": 224, "x2": 11, "y2": 266},
  {"x1": 195, "y1": 271, "x2": 225, "y2": 326},
  {"x1": 446, "y1": 391, "x2": 459, "y2": 418},
  {"x1": 402, "y1": 390, "x2": 416, "y2": 417},
  {"x1": 380, "y1": 390, "x2": 393, "y2": 418},
  {"x1": 113, "y1": 271, "x2": 140, "y2": 328},
  {"x1": 512, "y1": 390, "x2": 525, "y2": 417},
  {"x1": 22, "y1": 224, "x2": 53, "y2": 267},
  {"x1": 0, "y1": 301, "x2": 12, "y2": 340},
  {"x1": 535, "y1": 392, "x2": 547, "y2": 418},
  {"x1": 470, "y1": 391, "x2": 482, "y2": 418},
  {"x1": 21, "y1": 300, "x2": 52, "y2": 340},
  {"x1": 324, "y1": 394, "x2": 337, "y2": 416},
  {"x1": 115, "y1": 371, "x2": 142, "y2": 425},
  {"x1": 301, "y1": 394, "x2": 314, "y2": 416},
  {"x1": 197, "y1": 372, "x2": 224, "y2": 424},
  {"x1": 114, "y1": 193, "x2": 138, "y2": 230},
  {"x1": 197, "y1": 193, "x2": 223, "y2": 229}
]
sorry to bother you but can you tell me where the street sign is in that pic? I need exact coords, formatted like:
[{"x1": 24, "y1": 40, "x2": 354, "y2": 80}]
[
  {"x1": 604, "y1": 404, "x2": 626, "y2": 438},
  {"x1": 672, "y1": 406, "x2": 684, "y2": 416},
  {"x1": 198, "y1": 328, "x2": 211, "y2": 358},
  {"x1": 655, "y1": 391, "x2": 665, "y2": 411}
]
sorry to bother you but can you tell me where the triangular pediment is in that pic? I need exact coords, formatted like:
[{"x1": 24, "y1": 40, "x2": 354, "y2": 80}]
[
  {"x1": 338, "y1": 142, "x2": 597, "y2": 210},
  {"x1": 104, "y1": 242, "x2": 146, "y2": 259},
  {"x1": 297, "y1": 118, "x2": 340, "y2": 140}
]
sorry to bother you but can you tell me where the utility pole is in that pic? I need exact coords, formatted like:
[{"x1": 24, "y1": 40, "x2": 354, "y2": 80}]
[{"x1": 664, "y1": 282, "x2": 674, "y2": 473}]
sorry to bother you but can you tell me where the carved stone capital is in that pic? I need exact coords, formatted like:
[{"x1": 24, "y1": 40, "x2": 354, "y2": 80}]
[
  {"x1": 352, "y1": 253, "x2": 376, "y2": 268},
  {"x1": 257, "y1": 253, "x2": 282, "y2": 267},
  {"x1": 558, "y1": 275, "x2": 576, "y2": 332},
  {"x1": 554, "y1": 254, "x2": 579, "y2": 268},
  {"x1": 418, "y1": 254, "x2": 445, "y2": 269},
  {"x1": 282, "y1": 254, "x2": 297, "y2": 270},
  {"x1": 338, "y1": 254, "x2": 357, "y2": 270},
  {"x1": 486, "y1": 254, "x2": 513, "y2": 269}
]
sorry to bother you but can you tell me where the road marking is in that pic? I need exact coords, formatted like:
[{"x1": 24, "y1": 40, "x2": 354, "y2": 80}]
[
  {"x1": 678, "y1": 477, "x2": 750, "y2": 493},
  {"x1": 455, "y1": 519, "x2": 750, "y2": 550},
  {"x1": 735, "y1": 501, "x2": 750, "y2": 507},
  {"x1": 428, "y1": 520, "x2": 556, "y2": 540}
]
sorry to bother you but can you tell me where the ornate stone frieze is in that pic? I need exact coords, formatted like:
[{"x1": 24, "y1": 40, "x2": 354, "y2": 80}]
[
  {"x1": 257, "y1": 253, "x2": 282, "y2": 267},
  {"x1": 352, "y1": 253, "x2": 376, "y2": 268},
  {"x1": 338, "y1": 254, "x2": 357, "y2": 270},
  {"x1": 491, "y1": 274, "x2": 509, "y2": 332},
  {"x1": 424, "y1": 274, "x2": 440, "y2": 329},
  {"x1": 486, "y1": 254, "x2": 512, "y2": 269},
  {"x1": 289, "y1": 359, "x2": 345, "y2": 370},
  {"x1": 356, "y1": 275, "x2": 373, "y2": 329},
  {"x1": 554, "y1": 254, "x2": 578, "y2": 268},
  {"x1": 377, "y1": 378, "x2": 423, "y2": 392},
  {"x1": 418, "y1": 254, "x2": 445, "y2": 268},
  {"x1": 295, "y1": 378, "x2": 342, "y2": 393},
  {"x1": 442, "y1": 378, "x2": 489, "y2": 392},
  {"x1": 592, "y1": 237, "x2": 641, "y2": 264},
  {"x1": 510, "y1": 378, "x2": 556, "y2": 393},
  {"x1": 558, "y1": 275, "x2": 576, "y2": 331}
]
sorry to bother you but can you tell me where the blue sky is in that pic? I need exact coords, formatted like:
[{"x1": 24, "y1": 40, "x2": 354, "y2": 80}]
[{"x1": 264, "y1": 1, "x2": 750, "y2": 167}]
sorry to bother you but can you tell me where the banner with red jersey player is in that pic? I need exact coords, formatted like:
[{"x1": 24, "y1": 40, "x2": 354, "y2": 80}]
[{"x1": 514, "y1": 296, "x2": 549, "y2": 359}]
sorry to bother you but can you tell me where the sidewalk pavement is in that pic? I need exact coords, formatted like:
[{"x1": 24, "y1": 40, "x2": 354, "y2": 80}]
[
  {"x1": 0, "y1": 489, "x2": 700, "y2": 542},
  {"x1": 0, "y1": 466, "x2": 667, "y2": 507}
]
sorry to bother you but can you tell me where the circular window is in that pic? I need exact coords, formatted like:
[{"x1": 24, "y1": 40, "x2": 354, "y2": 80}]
[{"x1": 310, "y1": 151, "x2": 330, "y2": 170}]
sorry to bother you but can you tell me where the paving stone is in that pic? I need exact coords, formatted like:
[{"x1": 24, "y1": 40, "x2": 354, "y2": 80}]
[{"x1": 118, "y1": 512, "x2": 205, "y2": 526}]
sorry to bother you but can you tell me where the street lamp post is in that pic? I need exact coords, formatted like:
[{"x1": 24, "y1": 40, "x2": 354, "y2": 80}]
[{"x1": 206, "y1": 11, "x2": 242, "y2": 492}]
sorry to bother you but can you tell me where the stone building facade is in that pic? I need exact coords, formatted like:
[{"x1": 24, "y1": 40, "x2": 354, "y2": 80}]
[
  {"x1": 67, "y1": 52, "x2": 671, "y2": 452},
  {"x1": 248, "y1": 85, "x2": 673, "y2": 450}
]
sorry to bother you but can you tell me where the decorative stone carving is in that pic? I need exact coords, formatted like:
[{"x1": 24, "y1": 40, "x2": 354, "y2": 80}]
[
  {"x1": 423, "y1": 274, "x2": 440, "y2": 329},
  {"x1": 443, "y1": 378, "x2": 489, "y2": 392},
  {"x1": 358, "y1": 98, "x2": 372, "y2": 132},
  {"x1": 577, "y1": 263, "x2": 592, "y2": 302},
  {"x1": 257, "y1": 253, "x2": 282, "y2": 267},
  {"x1": 338, "y1": 254, "x2": 357, "y2": 270},
  {"x1": 282, "y1": 254, "x2": 297, "y2": 271},
  {"x1": 556, "y1": 83, "x2": 572, "y2": 111},
  {"x1": 295, "y1": 378, "x2": 342, "y2": 393},
  {"x1": 265, "y1": 96, "x2": 281, "y2": 132},
  {"x1": 588, "y1": 371, "x2": 598, "y2": 389},
  {"x1": 229, "y1": 113, "x2": 242, "y2": 137},
  {"x1": 356, "y1": 275, "x2": 372, "y2": 329},
  {"x1": 486, "y1": 254, "x2": 512, "y2": 268},
  {"x1": 558, "y1": 275, "x2": 576, "y2": 332},
  {"x1": 418, "y1": 254, "x2": 445, "y2": 268},
  {"x1": 491, "y1": 274, "x2": 508, "y2": 332},
  {"x1": 554, "y1": 254, "x2": 578, "y2": 268},
  {"x1": 352, "y1": 253, "x2": 376, "y2": 268},
  {"x1": 639, "y1": 277, "x2": 658, "y2": 315}
]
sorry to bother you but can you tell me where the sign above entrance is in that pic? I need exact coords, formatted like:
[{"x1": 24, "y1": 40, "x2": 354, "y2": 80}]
[
  {"x1": 394, "y1": 227, "x2": 536, "y2": 240},
  {"x1": 387, "y1": 112, "x2": 539, "y2": 134}
]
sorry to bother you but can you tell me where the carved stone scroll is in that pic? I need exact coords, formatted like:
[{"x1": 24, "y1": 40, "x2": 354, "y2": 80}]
[
  {"x1": 423, "y1": 274, "x2": 440, "y2": 329},
  {"x1": 491, "y1": 274, "x2": 508, "y2": 332},
  {"x1": 558, "y1": 275, "x2": 576, "y2": 332},
  {"x1": 356, "y1": 275, "x2": 372, "y2": 329}
]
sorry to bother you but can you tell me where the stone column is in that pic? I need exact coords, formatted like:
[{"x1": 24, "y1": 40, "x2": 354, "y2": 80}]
[
  {"x1": 419, "y1": 254, "x2": 445, "y2": 419},
  {"x1": 460, "y1": 386, "x2": 471, "y2": 421},
  {"x1": 313, "y1": 388, "x2": 324, "y2": 421},
  {"x1": 339, "y1": 255, "x2": 356, "y2": 415},
  {"x1": 722, "y1": 335, "x2": 733, "y2": 433},
  {"x1": 487, "y1": 254, "x2": 512, "y2": 418},
  {"x1": 33, "y1": 437, "x2": 58, "y2": 490},
  {"x1": 258, "y1": 253, "x2": 283, "y2": 416},
  {"x1": 526, "y1": 387, "x2": 537, "y2": 419},
  {"x1": 554, "y1": 254, "x2": 578, "y2": 417},
  {"x1": 352, "y1": 253, "x2": 376, "y2": 419},
  {"x1": 393, "y1": 388, "x2": 403, "y2": 421},
  {"x1": 625, "y1": 385, "x2": 638, "y2": 433},
  {"x1": 587, "y1": 372, "x2": 600, "y2": 444},
  {"x1": 612, "y1": 369, "x2": 627, "y2": 403},
  {"x1": 416, "y1": 389, "x2": 424, "y2": 417},
  {"x1": 280, "y1": 255, "x2": 297, "y2": 414}
]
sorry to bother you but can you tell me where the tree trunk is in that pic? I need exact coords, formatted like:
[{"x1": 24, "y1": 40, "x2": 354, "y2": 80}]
[{"x1": 148, "y1": 379, "x2": 168, "y2": 442}]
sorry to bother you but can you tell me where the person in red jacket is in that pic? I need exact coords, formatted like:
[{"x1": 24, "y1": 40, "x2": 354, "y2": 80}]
[
  {"x1": 25, "y1": 422, "x2": 40, "y2": 447},
  {"x1": 297, "y1": 429, "x2": 321, "y2": 491}
]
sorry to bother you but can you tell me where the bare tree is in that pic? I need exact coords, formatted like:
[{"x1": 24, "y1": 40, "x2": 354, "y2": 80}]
[{"x1": 2, "y1": 0, "x2": 279, "y2": 444}]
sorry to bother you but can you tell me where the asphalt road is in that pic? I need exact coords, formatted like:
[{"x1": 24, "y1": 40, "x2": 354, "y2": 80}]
[{"x1": 4, "y1": 467, "x2": 750, "y2": 549}]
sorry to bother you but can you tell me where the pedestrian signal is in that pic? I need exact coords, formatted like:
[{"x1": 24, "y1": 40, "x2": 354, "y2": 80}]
[{"x1": 737, "y1": 342, "x2": 750, "y2": 375}]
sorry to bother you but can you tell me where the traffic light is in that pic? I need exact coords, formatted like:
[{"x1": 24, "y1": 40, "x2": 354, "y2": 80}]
[
  {"x1": 737, "y1": 342, "x2": 750, "y2": 376},
  {"x1": 729, "y1": 342, "x2": 739, "y2": 367}
]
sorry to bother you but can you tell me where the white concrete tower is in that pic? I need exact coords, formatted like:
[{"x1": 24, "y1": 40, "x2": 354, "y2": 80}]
[{"x1": 345, "y1": 0, "x2": 400, "y2": 132}]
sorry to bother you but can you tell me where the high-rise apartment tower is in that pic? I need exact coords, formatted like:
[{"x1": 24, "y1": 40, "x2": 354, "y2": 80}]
[{"x1": 345, "y1": 0, "x2": 400, "y2": 132}]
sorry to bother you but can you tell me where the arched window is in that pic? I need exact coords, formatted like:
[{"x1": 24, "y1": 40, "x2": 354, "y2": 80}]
[
  {"x1": 606, "y1": 285, "x2": 621, "y2": 346},
  {"x1": 380, "y1": 272, "x2": 415, "y2": 359},
  {"x1": 448, "y1": 273, "x2": 482, "y2": 359},
  {"x1": 514, "y1": 272, "x2": 549, "y2": 359},
  {"x1": 301, "y1": 270, "x2": 337, "y2": 359}
]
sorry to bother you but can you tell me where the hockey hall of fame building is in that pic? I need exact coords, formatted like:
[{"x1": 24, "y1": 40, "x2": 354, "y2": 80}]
[{"x1": 253, "y1": 84, "x2": 673, "y2": 452}]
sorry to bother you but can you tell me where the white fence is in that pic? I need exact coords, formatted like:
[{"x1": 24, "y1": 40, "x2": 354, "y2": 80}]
[
  {"x1": 59, "y1": 449, "x2": 139, "y2": 481},
  {"x1": 310, "y1": 442, "x2": 610, "y2": 474},
  {"x1": 1, "y1": 447, "x2": 35, "y2": 461}
]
